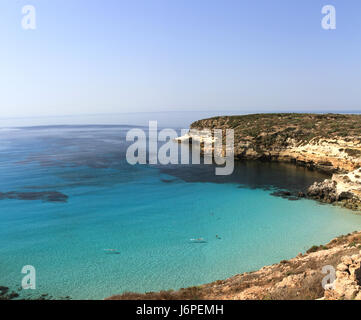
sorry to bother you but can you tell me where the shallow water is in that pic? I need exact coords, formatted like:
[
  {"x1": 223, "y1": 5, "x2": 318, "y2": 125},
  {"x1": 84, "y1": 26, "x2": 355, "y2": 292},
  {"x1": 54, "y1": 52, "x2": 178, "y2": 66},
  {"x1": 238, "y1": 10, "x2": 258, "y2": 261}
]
[{"x1": 1, "y1": 125, "x2": 361, "y2": 300}]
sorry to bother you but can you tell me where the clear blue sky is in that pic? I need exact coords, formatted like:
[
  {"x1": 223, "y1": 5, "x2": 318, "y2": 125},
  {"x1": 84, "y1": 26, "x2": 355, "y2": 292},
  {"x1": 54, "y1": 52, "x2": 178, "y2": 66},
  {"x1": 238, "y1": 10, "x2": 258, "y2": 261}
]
[{"x1": 0, "y1": 0, "x2": 360, "y2": 118}]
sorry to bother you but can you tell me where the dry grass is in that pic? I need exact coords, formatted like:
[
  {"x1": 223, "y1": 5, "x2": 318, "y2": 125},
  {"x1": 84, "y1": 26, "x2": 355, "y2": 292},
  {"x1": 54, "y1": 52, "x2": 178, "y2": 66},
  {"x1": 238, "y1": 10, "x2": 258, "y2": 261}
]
[{"x1": 192, "y1": 113, "x2": 361, "y2": 142}]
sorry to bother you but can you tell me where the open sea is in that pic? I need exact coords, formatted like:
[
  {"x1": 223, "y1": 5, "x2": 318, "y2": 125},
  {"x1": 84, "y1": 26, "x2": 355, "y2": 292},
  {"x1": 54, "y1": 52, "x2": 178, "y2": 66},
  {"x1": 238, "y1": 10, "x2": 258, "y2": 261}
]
[{"x1": 2, "y1": 113, "x2": 361, "y2": 299}]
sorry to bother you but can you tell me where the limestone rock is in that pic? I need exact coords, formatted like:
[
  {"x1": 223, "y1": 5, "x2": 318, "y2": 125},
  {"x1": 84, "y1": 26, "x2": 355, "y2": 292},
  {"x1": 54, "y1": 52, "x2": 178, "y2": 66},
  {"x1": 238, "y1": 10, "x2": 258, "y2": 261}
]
[
  {"x1": 337, "y1": 263, "x2": 349, "y2": 272},
  {"x1": 341, "y1": 256, "x2": 353, "y2": 266},
  {"x1": 326, "y1": 252, "x2": 361, "y2": 300}
]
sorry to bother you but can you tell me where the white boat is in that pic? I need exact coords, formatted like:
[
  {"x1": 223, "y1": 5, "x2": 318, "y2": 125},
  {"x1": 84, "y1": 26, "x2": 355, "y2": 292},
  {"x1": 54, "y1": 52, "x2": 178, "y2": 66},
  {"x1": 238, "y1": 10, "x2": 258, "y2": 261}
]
[{"x1": 190, "y1": 238, "x2": 207, "y2": 243}]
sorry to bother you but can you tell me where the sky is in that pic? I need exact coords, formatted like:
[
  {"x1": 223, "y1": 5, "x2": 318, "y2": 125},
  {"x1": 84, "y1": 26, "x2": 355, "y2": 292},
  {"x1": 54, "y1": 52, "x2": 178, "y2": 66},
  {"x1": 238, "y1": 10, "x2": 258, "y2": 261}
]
[{"x1": 0, "y1": 0, "x2": 360, "y2": 119}]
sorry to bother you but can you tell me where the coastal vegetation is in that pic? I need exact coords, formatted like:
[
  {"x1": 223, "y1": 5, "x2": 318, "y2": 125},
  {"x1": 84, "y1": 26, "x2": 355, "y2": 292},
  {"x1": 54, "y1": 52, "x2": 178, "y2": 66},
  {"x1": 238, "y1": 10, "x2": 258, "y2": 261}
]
[{"x1": 191, "y1": 113, "x2": 361, "y2": 142}]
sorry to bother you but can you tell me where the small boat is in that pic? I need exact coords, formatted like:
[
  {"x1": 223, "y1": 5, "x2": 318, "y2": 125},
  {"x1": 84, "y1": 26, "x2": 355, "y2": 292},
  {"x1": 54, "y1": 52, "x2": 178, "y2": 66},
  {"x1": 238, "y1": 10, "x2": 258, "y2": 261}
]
[
  {"x1": 190, "y1": 238, "x2": 207, "y2": 243},
  {"x1": 104, "y1": 249, "x2": 120, "y2": 254}
]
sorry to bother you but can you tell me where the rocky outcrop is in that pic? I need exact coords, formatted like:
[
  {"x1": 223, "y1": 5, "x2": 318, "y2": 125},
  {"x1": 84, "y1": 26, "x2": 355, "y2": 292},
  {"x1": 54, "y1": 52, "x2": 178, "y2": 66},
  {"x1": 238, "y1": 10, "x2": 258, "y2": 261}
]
[
  {"x1": 307, "y1": 179, "x2": 338, "y2": 202},
  {"x1": 307, "y1": 169, "x2": 361, "y2": 210},
  {"x1": 0, "y1": 286, "x2": 19, "y2": 300},
  {"x1": 325, "y1": 251, "x2": 361, "y2": 300}
]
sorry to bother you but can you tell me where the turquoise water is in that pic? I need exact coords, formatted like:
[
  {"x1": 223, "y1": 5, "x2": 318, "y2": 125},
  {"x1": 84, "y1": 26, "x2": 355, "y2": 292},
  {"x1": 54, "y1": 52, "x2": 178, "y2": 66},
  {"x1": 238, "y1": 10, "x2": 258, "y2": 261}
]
[{"x1": 1, "y1": 125, "x2": 361, "y2": 300}]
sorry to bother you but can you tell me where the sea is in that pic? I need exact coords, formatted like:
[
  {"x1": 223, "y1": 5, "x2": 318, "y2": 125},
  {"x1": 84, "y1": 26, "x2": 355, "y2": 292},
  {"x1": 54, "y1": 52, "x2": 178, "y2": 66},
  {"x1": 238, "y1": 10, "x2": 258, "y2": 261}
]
[{"x1": 1, "y1": 111, "x2": 361, "y2": 299}]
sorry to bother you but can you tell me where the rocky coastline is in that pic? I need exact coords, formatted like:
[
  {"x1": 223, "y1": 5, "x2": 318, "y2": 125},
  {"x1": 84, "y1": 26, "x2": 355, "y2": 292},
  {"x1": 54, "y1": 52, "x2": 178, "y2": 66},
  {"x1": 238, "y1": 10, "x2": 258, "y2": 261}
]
[
  {"x1": 107, "y1": 114, "x2": 361, "y2": 300},
  {"x1": 306, "y1": 168, "x2": 361, "y2": 211},
  {"x1": 177, "y1": 113, "x2": 361, "y2": 212},
  {"x1": 106, "y1": 113, "x2": 361, "y2": 300}
]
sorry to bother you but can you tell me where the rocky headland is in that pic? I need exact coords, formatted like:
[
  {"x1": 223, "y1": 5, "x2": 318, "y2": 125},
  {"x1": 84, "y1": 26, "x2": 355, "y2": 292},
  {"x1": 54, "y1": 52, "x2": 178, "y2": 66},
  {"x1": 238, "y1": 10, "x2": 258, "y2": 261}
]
[{"x1": 177, "y1": 113, "x2": 361, "y2": 211}]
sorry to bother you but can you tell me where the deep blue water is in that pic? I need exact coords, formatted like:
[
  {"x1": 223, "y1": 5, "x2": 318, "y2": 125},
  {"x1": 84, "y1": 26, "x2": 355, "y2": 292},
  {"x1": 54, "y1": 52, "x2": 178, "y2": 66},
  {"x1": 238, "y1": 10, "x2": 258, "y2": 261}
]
[{"x1": 1, "y1": 124, "x2": 361, "y2": 300}]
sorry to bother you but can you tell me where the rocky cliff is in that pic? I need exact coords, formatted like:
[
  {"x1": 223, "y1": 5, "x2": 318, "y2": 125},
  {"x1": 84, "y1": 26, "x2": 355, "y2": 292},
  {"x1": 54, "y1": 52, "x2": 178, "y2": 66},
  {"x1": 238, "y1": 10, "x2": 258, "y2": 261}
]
[
  {"x1": 189, "y1": 113, "x2": 361, "y2": 173},
  {"x1": 307, "y1": 168, "x2": 361, "y2": 210},
  {"x1": 182, "y1": 113, "x2": 361, "y2": 211}
]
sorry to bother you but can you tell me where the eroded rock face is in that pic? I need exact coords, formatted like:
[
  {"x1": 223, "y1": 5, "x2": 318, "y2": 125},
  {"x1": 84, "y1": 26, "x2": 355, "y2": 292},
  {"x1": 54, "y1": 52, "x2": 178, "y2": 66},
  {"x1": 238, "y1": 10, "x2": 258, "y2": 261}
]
[
  {"x1": 306, "y1": 169, "x2": 361, "y2": 210},
  {"x1": 325, "y1": 251, "x2": 361, "y2": 300},
  {"x1": 307, "y1": 179, "x2": 337, "y2": 202},
  {"x1": 188, "y1": 114, "x2": 361, "y2": 173},
  {"x1": 179, "y1": 114, "x2": 361, "y2": 210}
]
